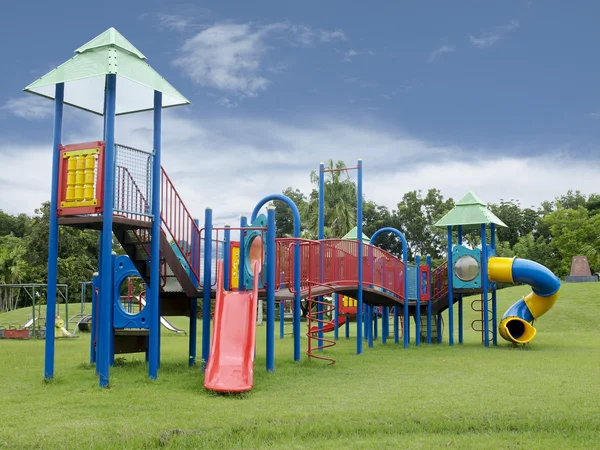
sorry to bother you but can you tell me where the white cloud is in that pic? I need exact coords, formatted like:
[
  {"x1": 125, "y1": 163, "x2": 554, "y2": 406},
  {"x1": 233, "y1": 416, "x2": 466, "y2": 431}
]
[
  {"x1": 1, "y1": 96, "x2": 54, "y2": 120},
  {"x1": 157, "y1": 13, "x2": 194, "y2": 31},
  {"x1": 470, "y1": 19, "x2": 519, "y2": 49},
  {"x1": 588, "y1": 112, "x2": 600, "y2": 120},
  {"x1": 343, "y1": 49, "x2": 375, "y2": 62},
  {"x1": 428, "y1": 44, "x2": 456, "y2": 63},
  {"x1": 173, "y1": 21, "x2": 345, "y2": 101},
  {"x1": 1, "y1": 112, "x2": 598, "y2": 229}
]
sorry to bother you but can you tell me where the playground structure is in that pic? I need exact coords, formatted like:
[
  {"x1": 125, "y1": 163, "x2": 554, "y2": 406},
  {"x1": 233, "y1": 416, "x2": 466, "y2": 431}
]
[{"x1": 26, "y1": 27, "x2": 561, "y2": 391}]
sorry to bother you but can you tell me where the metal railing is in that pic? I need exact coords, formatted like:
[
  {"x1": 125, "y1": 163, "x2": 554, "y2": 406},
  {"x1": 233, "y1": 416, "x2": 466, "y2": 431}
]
[{"x1": 114, "y1": 144, "x2": 153, "y2": 221}]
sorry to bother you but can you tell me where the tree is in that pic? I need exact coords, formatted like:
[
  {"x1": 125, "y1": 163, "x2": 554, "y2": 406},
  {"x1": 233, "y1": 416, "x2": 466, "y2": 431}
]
[
  {"x1": 0, "y1": 235, "x2": 27, "y2": 311},
  {"x1": 542, "y1": 206, "x2": 600, "y2": 275},
  {"x1": 394, "y1": 189, "x2": 454, "y2": 260},
  {"x1": 273, "y1": 188, "x2": 308, "y2": 238},
  {"x1": 305, "y1": 159, "x2": 357, "y2": 238},
  {"x1": 487, "y1": 199, "x2": 539, "y2": 248}
]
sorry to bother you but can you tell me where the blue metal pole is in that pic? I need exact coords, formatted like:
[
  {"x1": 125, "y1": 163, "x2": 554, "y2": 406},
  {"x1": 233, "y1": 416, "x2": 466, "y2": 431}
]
[
  {"x1": 458, "y1": 225, "x2": 463, "y2": 345},
  {"x1": 109, "y1": 253, "x2": 116, "y2": 367},
  {"x1": 373, "y1": 307, "x2": 378, "y2": 340},
  {"x1": 394, "y1": 304, "x2": 399, "y2": 344},
  {"x1": 334, "y1": 293, "x2": 339, "y2": 341},
  {"x1": 98, "y1": 74, "x2": 117, "y2": 388},
  {"x1": 426, "y1": 255, "x2": 432, "y2": 344},
  {"x1": 148, "y1": 89, "x2": 162, "y2": 380},
  {"x1": 415, "y1": 255, "x2": 421, "y2": 346},
  {"x1": 90, "y1": 272, "x2": 98, "y2": 364},
  {"x1": 481, "y1": 223, "x2": 489, "y2": 347},
  {"x1": 368, "y1": 305, "x2": 373, "y2": 347},
  {"x1": 224, "y1": 225, "x2": 231, "y2": 291},
  {"x1": 189, "y1": 218, "x2": 199, "y2": 367},
  {"x1": 447, "y1": 226, "x2": 454, "y2": 347},
  {"x1": 364, "y1": 304, "x2": 369, "y2": 341},
  {"x1": 382, "y1": 306, "x2": 388, "y2": 344},
  {"x1": 345, "y1": 310, "x2": 350, "y2": 339},
  {"x1": 491, "y1": 223, "x2": 498, "y2": 346},
  {"x1": 202, "y1": 207, "x2": 213, "y2": 366},
  {"x1": 318, "y1": 162, "x2": 325, "y2": 344},
  {"x1": 266, "y1": 206, "x2": 276, "y2": 372},
  {"x1": 239, "y1": 216, "x2": 247, "y2": 291},
  {"x1": 44, "y1": 82, "x2": 64, "y2": 380},
  {"x1": 356, "y1": 159, "x2": 363, "y2": 354}
]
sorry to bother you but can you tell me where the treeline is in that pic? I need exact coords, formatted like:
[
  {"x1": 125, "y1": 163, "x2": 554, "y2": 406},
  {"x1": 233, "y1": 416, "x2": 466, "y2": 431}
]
[
  {"x1": 0, "y1": 202, "x2": 99, "y2": 310},
  {"x1": 273, "y1": 160, "x2": 600, "y2": 277}
]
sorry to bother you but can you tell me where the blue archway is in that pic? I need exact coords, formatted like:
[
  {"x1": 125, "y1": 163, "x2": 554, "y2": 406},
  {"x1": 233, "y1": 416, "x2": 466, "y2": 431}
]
[
  {"x1": 251, "y1": 194, "x2": 302, "y2": 362},
  {"x1": 370, "y1": 227, "x2": 410, "y2": 348}
]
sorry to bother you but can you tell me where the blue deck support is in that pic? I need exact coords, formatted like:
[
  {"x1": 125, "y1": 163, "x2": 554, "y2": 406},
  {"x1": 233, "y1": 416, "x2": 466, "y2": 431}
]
[
  {"x1": 239, "y1": 216, "x2": 247, "y2": 291},
  {"x1": 98, "y1": 74, "x2": 117, "y2": 388},
  {"x1": 318, "y1": 162, "x2": 325, "y2": 344},
  {"x1": 333, "y1": 293, "x2": 339, "y2": 341},
  {"x1": 457, "y1": 225, "x2": 463, "y2": 345},
  {"x1": 491, "y1": 223, "x2": 498, "y2": 346},
  {"x1": 345, "y1": 313, "x2": 350, "y2": 339},
  {"x1": 481, "y1": 223, "x2": 490, "y2": 347},
  {"x1": 415, "y1": 255, "x2": 421, "y2": 346},
  {"x1": 224, "y1": 225, "x2": 231, "y2": 291},
  {"x1": 266, "y1": 207, "x2": 276, "y2": 372},
  {"x1": 251, "y1": 194, "x2": 301, "y2": 362},
  {"x1": 148, "y1": 89, "x2": 162, "y2": 380},
  {"x1": 90, "y1": 272, "x2": 98, "y2": 364},
  {"x1": 382, "y1": 306, "x2": 388, "y2": 344},
  {"x1": 426, "y1": 255, "x2": 432, "y2": 344},
  {"x1": 202, "y1": 207, "x2": 213, "y2": 367},
  {"x1": 368, "y1": 305, "x2": 373, "y2": 347},
  {"x1": 189, "y1": 218, "x2": 200, "y2": 367},
  {"x1": 44, "y1": 82, "x2": 64, "y2": 380},
  {"x1": 369, "y1": 227, "x2": 408, "y2": 347},
  {"x1": 373, "y1": 307, "x2": 378, "y2": 340},
  {"x1": 109, "y1": 253, "x2": 116, "y2": 367},
  {"x1": 356, "y1": 159, "x2": 363, "y2": 355},
  {"x1": 447, "y1": 226, "x2": 454, "y2": 347}
]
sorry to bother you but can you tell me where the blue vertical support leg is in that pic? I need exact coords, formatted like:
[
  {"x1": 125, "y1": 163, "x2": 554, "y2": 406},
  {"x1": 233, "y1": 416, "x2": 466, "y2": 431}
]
[
  {"x1": 373, "y1": 307, "x2": 378, "y2": 340},
  {"x1": 481, "y1": 223, "x2": 489, "y2": 347},
  {"x1": 345, "y1": 313, "x2": 350, "y2": 339},
  {"x1": 333, "y1": 293, "x2": 339, "y2": 341},
  {"x1": 368, "y1": 305, "x2": 373, "y2": 348},
  {"x1": 223, "y1": 225, "x2": 231, "y2": 291},
  {"x1": 447, "y1": 226, "x2": 454, "y2": 347},
  {"x1": 202, "y1": 208, "x2": 213, "y2": 367},
  {"x1": 415, "y1": 255, "x2": 421, "y2": 346},
  {"x1": 239, "y1": 216, "x2": 247, "y2": 291},
  {"x1": 44, "y1": 82, "x2": 64, "y2": 380},
  {"x1": 266, "y1": 206, "x2": 276, "y2": 372},
  {"x1": 426, "y1": 256, "x2": 432, "y2": 344},
  {"x1": 90, "y1": 272, "x2": 98, "y2": 364},
  {"x1": 99, "y1": 75, "x2": 117, "y2": 388},
  {"x1": 317, "y1": 163, "x2": 325, "y2": 346},
  {"x1": 457, "y1": 226, "x2": 463, "y2": 345},
  {"x1": 491, "y1": 223, "x2": 498, "y2": 346},
  {"x1": 148, "y1": 90, "x2": 162, "y2": 380},
  {"x1": 189, "y1": 218, "x2": 200, "y2": 367},
  {"x1": 382, "y1": 306, "x2": 388, "y2": 344},
  {"x1": 356, "y1": 159, "x2": 363, "y2": 354}
]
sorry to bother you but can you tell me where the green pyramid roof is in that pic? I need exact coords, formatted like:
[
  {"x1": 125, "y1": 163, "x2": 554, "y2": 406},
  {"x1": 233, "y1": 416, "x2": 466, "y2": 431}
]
[
  {"x1": 341, "y1": 226, "x2": 371, "y2": 243},
  {"x1": 23, "y1": 28, "x2": 190, "y2": 116},
  {"x1": 434, "y1": 190, "x2": 507, "y2": 229}
]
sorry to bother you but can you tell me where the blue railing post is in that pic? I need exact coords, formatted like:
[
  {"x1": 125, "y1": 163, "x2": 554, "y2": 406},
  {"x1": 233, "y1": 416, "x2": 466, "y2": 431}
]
[
  {"x1": 447, "y1": 226, "x2": 454, "y2": 347},
  {"x1": 189, "y1": 218, "x2": 200, "y2": 366},
  {"x1": 224, "y1": 225, "x2": 231, "y2": 291},
  {"x1": 90, "y1": 272, "x2": 98, "y2": 364},
  {"x1": 415, "y1": 255, "x2": 421, "y2": 346},
  {"x1": 426, "y1": 255, "x2": 432, "y2": 344},
  {"x1": 44, "y1": 82, "x2": 64, "y2": 381},
  {"x1": 382, "y1": 306, "x2": 388, "y2": 344},
  {"x1": 334, "y1": 293, "x2": 339, "y2": 341},
  {"x1": 457, "y1": 225, "x2": 463, "y2": 344},
  {"x1": 266, "y1": 206, "x2": 276, "y2": 372},
  {"x1": 239, "y1": 216, "x2": 247, "y2": 291},
  {"x1": 202, "y1": 207, "x2": 213, "y2": 367},
  {"x1": 491, "y1": 223, "x2": 498, "y2": 346},
  {"x1": 481, "y1": 223, "x2": 489, "y2": 347},
  {"x1": 356, "y1": 159, "x2": 363, "y2": 355}
]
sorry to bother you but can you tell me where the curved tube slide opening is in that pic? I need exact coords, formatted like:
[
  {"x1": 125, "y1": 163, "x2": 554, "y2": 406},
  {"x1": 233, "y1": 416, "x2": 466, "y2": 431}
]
[{"x1": 488, "y1": 257, "x2": 560, "y2": 344}]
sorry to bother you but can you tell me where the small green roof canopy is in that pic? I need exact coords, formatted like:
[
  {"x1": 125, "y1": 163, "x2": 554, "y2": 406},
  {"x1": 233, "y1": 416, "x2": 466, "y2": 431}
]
[
  {"x1": 23, "y1": 28, "x2": 190, "y2": 116},
  {"x1": 434, "y1": 190, "x2": 507, "y2": 229},
  {"x1": 341, "y1": 226, "x2": 371, "y2": 243}
]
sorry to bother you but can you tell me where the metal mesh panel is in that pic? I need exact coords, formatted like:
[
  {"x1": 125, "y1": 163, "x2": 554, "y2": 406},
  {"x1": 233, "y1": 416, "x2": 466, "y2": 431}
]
[
  {"x1": 407, "y1": 264, "x2": 417, "y2": 300},
  {"x1": 114, "y1": 144, "x2": 153, "y2": 220}
]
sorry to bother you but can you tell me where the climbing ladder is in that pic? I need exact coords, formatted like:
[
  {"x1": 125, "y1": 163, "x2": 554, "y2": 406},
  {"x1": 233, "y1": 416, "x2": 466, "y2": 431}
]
[{"x1": 470, "y1": 292, "x2": 493, "y2": 343}]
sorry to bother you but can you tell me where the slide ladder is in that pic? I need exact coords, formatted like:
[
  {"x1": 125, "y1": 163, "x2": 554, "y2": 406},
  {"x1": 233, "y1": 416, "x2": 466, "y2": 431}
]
[
  {"x1": 306, "y1": 285, "x2": 337, "y2": 365},
  {"x1": 470, "y1": 292, "x2": 493, "y2": 343},
  {"x1": 204, "y1": 260, "x2": 260, "y2": 393}
]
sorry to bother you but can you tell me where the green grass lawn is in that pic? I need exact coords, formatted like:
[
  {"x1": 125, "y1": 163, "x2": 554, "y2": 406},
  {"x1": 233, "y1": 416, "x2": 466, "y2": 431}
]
[{"x1": 1, "y1": 282, "x2": 599, "y2": 449}]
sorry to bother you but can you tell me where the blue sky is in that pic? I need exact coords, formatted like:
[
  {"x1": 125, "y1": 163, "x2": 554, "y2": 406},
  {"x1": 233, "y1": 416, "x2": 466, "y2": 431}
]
[{"x1": 0, "y1": 0, "x2": 599, "y2": 223}]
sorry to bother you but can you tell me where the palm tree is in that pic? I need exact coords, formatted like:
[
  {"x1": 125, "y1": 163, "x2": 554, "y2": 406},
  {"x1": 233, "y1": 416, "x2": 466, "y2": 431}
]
[{"x1": 305, "y1": 159, "x2": 357, "y2": 238}]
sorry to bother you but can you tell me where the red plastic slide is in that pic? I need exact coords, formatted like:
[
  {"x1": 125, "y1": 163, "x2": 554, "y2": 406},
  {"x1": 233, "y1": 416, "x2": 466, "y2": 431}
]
[
  {"x1": 309, "y1": 316, "x2": 347, "y2": 334},
  {"x1": 204, "y1": 260, "x2": 260, "y2": 393}
]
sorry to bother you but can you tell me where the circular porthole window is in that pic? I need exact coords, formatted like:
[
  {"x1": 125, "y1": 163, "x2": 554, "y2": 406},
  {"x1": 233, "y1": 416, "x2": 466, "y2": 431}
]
[{"x1": 454, "y1": 255, "x2": 480, "y2": 282}]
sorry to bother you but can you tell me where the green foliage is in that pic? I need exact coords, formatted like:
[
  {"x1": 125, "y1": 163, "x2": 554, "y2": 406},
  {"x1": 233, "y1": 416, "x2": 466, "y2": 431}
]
[{"x1": 272, "y1": 188, "x2": 308, "y2": 238}]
